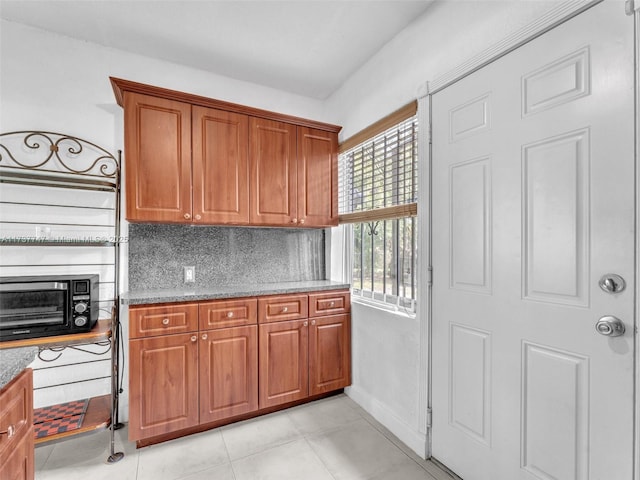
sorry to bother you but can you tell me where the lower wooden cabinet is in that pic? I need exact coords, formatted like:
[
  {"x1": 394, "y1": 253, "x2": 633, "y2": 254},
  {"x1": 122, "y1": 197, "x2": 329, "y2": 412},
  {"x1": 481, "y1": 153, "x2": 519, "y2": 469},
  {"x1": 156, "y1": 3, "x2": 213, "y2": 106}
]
[
  {"x1": 128, "y1": 290, "x2": 350, "y2": 444},
  {"x1": 0, "y1": 368, "x2": 34, "y2": 480},
  {"x1": 259, "y1": 319, "x2": 309, "y2": 408},
  {"x1": 199, "y1": 325, "x2": 258, "y2": 423},
  {"x1": 129, "y1": 333, "x2": 200, "y2": 439},
  {"x1": 309, "y1": 314, "x2": 350, "y2": 396}
]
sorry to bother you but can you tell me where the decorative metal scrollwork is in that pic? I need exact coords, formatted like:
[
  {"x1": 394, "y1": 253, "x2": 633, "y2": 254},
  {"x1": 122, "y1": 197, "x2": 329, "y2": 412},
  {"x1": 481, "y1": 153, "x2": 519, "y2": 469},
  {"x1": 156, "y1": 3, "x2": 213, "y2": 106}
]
[
  {"x1": 0, "y1": 131, "x2": 119, "y2": 180},
  {"x1": 366, "y1": 221, "x2": 380, "y2": 236}
]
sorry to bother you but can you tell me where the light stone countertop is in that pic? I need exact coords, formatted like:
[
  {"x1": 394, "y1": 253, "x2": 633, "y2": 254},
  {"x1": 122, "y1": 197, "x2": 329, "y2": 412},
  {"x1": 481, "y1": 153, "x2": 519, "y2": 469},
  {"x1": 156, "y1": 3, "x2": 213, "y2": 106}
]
[
  {"x1": 0, "y1": 347, "x2": 38, "y2": 390},
  {"x1": 121, "y1": 280, "x2": 351, "y2": 305}
]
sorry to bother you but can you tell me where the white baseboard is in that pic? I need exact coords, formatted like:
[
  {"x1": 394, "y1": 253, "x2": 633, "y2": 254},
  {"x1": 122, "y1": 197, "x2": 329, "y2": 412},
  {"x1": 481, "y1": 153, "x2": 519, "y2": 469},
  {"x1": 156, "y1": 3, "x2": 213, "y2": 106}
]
[{"x1": 346, "y1": 385, "x2": 427, "y2": 459}]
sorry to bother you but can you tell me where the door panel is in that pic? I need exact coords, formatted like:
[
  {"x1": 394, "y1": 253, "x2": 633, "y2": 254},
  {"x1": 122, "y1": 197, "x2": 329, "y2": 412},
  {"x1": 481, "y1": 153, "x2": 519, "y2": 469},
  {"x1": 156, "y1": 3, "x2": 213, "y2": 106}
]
[
  {"x1": 309, "y1": 314, "x2": 350, "y2": 395},
  {"x1": 123, "y1": 92, "x2": 192, "y2": 222},
  {"x1": 129, "y1": 334, "x2": 199, "y2": 441},
  {"x1": 192, "y1": 106, "x2": 249, "y2": 224},
  {"x1": 258, "y1": 319, "x2": 308, "y2": 408},
  {"x1": 431, "y1": 3, "x2": 635, "y2": 479},
  {"x1": 249, "y1": 118, "x2": 297, "y2": 226},
  {"x1": 199, "y1": 325, "x2": 258, "y2": 423},
  {"x1": 297, "y1": 127, "x2": 338, "y2": 227}
]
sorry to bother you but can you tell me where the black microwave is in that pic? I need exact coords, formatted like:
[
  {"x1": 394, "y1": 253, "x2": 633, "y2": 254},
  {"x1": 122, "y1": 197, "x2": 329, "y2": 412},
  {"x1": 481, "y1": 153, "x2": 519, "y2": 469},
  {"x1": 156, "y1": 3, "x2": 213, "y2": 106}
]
[{"x1": 0, "y1": 274, "x2": 99, "y2": 341}]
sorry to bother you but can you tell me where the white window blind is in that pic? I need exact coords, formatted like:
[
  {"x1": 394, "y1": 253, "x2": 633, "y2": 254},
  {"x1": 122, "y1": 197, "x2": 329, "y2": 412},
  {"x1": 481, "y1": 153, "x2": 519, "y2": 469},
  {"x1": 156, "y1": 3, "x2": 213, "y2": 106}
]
[{"x1": 339, "y1": 115, "x2": 418, "y2": 220}]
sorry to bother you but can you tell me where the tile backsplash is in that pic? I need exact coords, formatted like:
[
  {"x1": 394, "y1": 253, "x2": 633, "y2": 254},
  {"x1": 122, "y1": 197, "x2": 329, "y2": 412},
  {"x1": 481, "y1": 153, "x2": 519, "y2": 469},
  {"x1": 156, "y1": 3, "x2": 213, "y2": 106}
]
[{"x1": 128, "y1": 224, "x2": 325, "y2": 290}]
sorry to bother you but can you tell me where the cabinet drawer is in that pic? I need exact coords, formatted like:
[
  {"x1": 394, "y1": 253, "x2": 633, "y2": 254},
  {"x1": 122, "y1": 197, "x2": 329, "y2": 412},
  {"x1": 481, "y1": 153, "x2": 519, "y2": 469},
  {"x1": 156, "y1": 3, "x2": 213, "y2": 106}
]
[
  {"x1": 199, "y1": 298, "x2": 257, "y2": 329},
  {"x1": 309, "y1": 290, "x2": 350, "y2": 317},
  {"x1": 130, "y1": 303, "x2": 198, "y2": 338},
  {"x1": 0, "y1": 369, "x2": 32, "y2": 457},
  {"x1": 258, "y1": 294, "x2": 308, "y2": 323}
]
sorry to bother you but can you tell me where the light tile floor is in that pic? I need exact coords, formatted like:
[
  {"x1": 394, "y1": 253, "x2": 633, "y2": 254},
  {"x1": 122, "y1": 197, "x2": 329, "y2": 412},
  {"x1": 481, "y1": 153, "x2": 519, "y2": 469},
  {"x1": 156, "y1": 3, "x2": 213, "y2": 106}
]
[{"x1": 35, "y1": 394, "x2": 457, "y2": 480}]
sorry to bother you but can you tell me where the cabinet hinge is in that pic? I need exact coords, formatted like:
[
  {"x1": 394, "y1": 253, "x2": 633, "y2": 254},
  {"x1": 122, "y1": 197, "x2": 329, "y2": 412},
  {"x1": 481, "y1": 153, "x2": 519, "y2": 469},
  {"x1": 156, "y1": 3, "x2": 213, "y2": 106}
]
[
  {"x1": 428, "y1": 266, "x2": 433, "y2": 287},
  {"x1": 426, "y1": 408, "x2": 433, "y2": 429},
  {"x1": 626, "y1": 0, "x2": 637, "y2": 15}
]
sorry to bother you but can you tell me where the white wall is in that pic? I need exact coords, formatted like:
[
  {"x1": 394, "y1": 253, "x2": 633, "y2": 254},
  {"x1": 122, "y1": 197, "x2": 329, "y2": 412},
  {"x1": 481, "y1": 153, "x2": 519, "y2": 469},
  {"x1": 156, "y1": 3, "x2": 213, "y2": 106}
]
[
  {"x1": 326, "y1": 0, "x2": 566, "y2": 458},
  {"x1": 347, "y1": 303, "x2": 425, "y2": 454},
  {"x1": 0, "y1": 19, "x2": 328, "y2": 142}
]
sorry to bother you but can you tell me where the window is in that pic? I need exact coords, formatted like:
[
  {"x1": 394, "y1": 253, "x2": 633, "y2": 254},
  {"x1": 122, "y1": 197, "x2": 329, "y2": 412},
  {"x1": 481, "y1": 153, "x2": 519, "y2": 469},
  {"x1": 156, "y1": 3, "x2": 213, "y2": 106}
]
[{"x1": 339, "y1": 104, "x2": 418, "y2": 312}]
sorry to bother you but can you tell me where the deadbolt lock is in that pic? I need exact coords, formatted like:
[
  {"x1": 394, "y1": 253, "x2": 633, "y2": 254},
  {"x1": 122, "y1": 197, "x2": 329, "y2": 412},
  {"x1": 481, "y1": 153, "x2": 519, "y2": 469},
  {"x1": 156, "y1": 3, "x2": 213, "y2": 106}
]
[{"x1": 598, "y1": 274, "x2": 626, "y2": 294}]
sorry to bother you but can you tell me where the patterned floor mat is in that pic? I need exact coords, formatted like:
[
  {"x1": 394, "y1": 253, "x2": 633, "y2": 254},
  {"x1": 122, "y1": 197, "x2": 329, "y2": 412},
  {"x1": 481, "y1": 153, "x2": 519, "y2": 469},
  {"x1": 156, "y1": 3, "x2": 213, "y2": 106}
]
[{"x1": 33, "y1": 399, "x2": 89, "y2": 438}]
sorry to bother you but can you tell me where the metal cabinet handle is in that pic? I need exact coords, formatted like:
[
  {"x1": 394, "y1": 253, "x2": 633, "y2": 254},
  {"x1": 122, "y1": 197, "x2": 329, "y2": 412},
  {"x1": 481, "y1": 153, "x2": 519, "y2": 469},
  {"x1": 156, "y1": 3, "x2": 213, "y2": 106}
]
[
  {"x1": 202, "y1": 334, "x2": 208, "y2": 340},
  {"x1": 162, "y1": 318, "x2": 170, "y2": 325},
  {"x1": 227, "y1": 311, "x2": 234, "y2": 318},
  {"x1": 303, "y1": 321, "x2": 308, "y2": 327},
  {"x1": 329, "y1": 301, "x2": 335, "y2": 307},
  {"x1": 299, "y1": 219, "x2": 305, "y2": 225},
  {"x1": 184, "y1": 213, "x2": 191, "y2": 220},
  {"x1": 0, "y1": 425, "x2": 16, "y2": 438},
  {"x1": 311, "y1": 320, "x2": 316, "y2": 325},
  {"x1": 281, "y1": 307, "x2": 288, "y2": 313},
  {"x1": 190, "y1": 335, "x2": 197, "y2": 342},
  {"x1": 195, "y1": 214, "x2": 202, "y2": 220},
  {"x1": 292, "y1": 218, "x2": 298, "y2": 224}
]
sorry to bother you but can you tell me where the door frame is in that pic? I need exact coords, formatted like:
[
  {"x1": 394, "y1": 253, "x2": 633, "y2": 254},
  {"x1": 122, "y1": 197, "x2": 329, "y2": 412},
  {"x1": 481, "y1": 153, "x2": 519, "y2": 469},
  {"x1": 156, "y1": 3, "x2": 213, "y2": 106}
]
[{"x1": 416, "y1": 0, "x2": 640, "y2": 476}]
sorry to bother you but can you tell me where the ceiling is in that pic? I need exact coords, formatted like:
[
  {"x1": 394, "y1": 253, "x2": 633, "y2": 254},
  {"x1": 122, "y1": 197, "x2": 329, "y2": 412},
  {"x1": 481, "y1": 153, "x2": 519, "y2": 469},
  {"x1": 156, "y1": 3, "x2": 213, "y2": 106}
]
[{"x1": 0, "y1": 0, "x2": 434, "y2": 99}]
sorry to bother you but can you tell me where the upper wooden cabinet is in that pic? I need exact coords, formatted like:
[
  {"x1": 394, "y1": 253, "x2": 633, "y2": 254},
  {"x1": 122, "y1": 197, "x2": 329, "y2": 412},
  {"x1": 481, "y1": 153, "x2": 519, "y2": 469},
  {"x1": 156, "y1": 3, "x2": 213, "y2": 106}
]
[
  {"x1": 297, "y1": 127, "x2": 339, "y2": 227},
  {"x1": 112, "y1": 77, "x2": 340, "y2": 227},
  {"x1": 123, "y1": 94, "x2": 249, "y2": 224},
  {"x1": 250, "y1": 118, "x2": 297, "y2": 226},
  {"x1": 124, "y1": 92, "x2": 192, "y2": 223},
  {"x1": 193, "y1": 106, "x2": 250, "y2": 224}
]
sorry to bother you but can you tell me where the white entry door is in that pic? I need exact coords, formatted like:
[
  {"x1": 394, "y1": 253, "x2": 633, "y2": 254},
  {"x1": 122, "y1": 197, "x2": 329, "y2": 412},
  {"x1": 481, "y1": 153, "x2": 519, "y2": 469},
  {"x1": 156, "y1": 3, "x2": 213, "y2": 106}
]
[{"x1": 431, "y1": 3, "x2": 636, "y2": 479}]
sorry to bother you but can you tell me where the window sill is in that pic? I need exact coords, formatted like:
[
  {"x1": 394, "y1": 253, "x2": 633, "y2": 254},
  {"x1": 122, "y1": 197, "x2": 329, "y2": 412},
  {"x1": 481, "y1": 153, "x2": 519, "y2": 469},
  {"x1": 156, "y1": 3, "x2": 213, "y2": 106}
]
[{"x1": 351, "y1": 295, "x2": 416, "y2": 320}]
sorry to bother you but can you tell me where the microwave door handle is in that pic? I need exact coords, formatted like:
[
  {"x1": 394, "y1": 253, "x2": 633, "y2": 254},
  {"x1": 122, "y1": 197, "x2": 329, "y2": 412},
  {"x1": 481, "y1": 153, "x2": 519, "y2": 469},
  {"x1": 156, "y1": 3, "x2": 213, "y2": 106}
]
[{"x1": 0, "y1": 282, "x2": 69, "y2": 292}]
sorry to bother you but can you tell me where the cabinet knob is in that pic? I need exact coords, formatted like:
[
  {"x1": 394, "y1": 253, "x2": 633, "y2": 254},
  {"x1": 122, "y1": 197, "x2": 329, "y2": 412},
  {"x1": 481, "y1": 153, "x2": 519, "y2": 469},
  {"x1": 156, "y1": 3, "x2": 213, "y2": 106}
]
[
  {"x1": 281, "y1": 307, "x2": 288, "y2": 313},
  {"x1": 190, "y1": 335, "x2": 197, "y2": 342},
  {"x1": 311, "y1": 320, "x2": 316, "y2": 325},
  {"x1": 227, "y1": 311, "x2": 234, "y2": 318},
  {"x1": 1, "y1": 425, "x2": 16, "y2": 438},
  {"x1": 195, "y1": 214, "x2": 202, "y2": 220},
  {"x1": 299, "y1": 219, "x2": 305, "y2": 225},
  {"x1": 162, "y1": 318, "x2": 170, "y2": 325},
  {"x1": 292, "y1": 218, "x2": 298, "y2": 224},
  {"x1": 303, "y1": 321, "x2": 308, "y2": 327},
  {"x1": 329, "y1": 301, "x2": 335, "y2": 307},
  {"x1": 202, "y1": 334, "x2": 208, "y2": 340},
  {"x1": 184, "y1": 213, "x2": 191, "y2": 220}
]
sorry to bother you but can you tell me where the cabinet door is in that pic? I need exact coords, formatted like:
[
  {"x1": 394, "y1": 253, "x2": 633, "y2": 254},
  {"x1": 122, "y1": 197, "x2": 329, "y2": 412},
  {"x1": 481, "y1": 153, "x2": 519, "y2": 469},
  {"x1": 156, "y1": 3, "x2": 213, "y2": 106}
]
[
  {"x1": 249, "y1": 118, "x2": 297, "y2": 226},
  {"x1": 297, "y1": 127, "x2": 338, "y2": 227},
  {"x1": 129, "y1": 333, "x2": 199, "y2": 441},
  {"x1": 192, "y1": 107, "x2": 249, "y2": 224},
  {"x1": 199, "y1": 325, "x2": 258, "y2": 423},
  {"x1": 259, "y1": 319, "x2": 308, "y2": 408},
  {"x1": 0, "y1": 369, "x2": 33, "y2": 480},
  {"x1": 0, "y1": 431, "x2": 33, "y2": 480},
  {"x1": 309, "y1": 314, "x2": 350, "y2": 396},
  {"x1": 124, "y1": 92, "x2": 192, "y2": 223}
]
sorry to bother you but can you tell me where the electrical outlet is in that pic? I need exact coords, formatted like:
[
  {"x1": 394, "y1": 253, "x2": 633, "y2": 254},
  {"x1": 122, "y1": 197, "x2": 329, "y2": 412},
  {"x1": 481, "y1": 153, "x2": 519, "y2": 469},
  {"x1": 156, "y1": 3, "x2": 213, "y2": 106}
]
[{"x1": 184, "y1": 266, "x2": 195, "y2": 284}]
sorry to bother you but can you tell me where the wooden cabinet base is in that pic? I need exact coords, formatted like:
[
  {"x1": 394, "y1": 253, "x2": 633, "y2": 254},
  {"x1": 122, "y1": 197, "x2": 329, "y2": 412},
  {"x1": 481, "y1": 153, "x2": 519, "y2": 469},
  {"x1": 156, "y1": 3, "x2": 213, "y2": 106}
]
[{"x1": 134, "y1": 389, "x2": 343, "y2": 449}]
